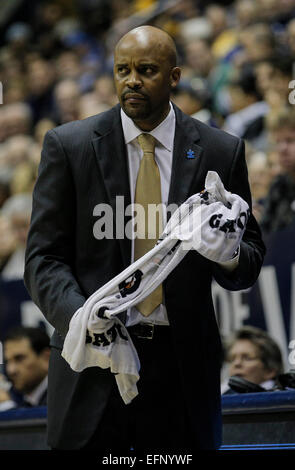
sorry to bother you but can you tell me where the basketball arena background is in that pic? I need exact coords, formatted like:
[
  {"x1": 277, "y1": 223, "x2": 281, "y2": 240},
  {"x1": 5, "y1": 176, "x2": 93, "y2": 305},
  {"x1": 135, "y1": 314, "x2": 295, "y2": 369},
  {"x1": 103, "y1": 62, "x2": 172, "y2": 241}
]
[{"x1": 0, "y1": 0, "x2": 295, "y2": 453}]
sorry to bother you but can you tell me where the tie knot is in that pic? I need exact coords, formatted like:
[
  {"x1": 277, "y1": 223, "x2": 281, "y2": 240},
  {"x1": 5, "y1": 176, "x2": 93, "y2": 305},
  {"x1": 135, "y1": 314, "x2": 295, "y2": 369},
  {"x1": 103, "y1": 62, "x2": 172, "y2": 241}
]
[{"x1": 137, "y1": 133, "x2": 156, "y2": 155}]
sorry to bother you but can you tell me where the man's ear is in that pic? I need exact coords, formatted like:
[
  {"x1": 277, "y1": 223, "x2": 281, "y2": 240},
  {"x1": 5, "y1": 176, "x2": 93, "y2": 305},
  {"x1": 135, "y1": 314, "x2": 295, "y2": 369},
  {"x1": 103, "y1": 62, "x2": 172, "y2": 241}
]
[{"x1": 170, "y1": 67, "x2": 181, "y2": 89}]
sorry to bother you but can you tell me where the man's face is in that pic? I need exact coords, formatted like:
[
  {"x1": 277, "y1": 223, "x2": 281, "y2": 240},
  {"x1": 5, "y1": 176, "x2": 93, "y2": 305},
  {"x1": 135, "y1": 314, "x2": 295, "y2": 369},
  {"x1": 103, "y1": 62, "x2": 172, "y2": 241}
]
[
  {"x1": 4, "y1": 338, "x2": 49, "y2": 394},
  {"x1": 113, "y1": 34, "x2": 180, "y2": 131},
  {"x1": 274, "y1": 127, "x2": 295, "y2": 176},
  {"x1": 254, "y1": 62, "x2": 273, "y2": 95},
  {"x1": 227, "y1": 339, "x2": 275, "y2": 385}
]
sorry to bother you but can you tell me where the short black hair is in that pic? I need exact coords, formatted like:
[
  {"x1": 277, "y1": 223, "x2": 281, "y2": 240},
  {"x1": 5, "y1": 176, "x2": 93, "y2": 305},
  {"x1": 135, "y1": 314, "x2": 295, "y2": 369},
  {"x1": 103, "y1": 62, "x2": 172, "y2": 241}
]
[
  {"x1": 230, "y1": 66, "x2": 262, "y2": 100},
  {"x1": 4, "y1": 326, "x2": 50, "y2": 355},
  {"x1": 225, "y1": 325, "x2": 284, "y2": 375}
]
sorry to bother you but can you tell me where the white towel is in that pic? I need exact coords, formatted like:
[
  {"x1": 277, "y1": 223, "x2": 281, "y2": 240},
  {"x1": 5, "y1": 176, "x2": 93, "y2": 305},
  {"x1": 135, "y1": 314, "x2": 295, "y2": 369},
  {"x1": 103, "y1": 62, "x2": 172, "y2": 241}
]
[{"x1": 61, "y1": 171, "x2": 249, "y2": 403}]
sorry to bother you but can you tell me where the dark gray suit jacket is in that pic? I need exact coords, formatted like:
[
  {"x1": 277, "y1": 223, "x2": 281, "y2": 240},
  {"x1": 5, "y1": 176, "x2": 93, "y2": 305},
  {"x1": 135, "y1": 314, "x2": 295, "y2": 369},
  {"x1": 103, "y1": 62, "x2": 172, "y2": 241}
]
[{"x1": 24, "y1": 103, "x2": 265, "y2": 449}]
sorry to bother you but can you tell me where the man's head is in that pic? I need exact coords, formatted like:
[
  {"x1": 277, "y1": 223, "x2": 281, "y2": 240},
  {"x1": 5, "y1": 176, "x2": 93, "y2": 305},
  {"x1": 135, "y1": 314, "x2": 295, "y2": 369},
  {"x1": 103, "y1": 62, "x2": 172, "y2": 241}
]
[
  {"x1": 268, "y1": 107, "x2": 295, "y2": 178},
  {"x1": 239, "y1": 23, "x2": 275, "y2": 62},
  {"x1": 4, "y1": 326, "x2": 50, "y2": 394},
  {"x1": 54, "y1": 79, "x2": 80, "y2": 121},
  {"x1": 113, "y1": 25, "x2": 181, "y2": 131},
  {"x1": 225, "y1": 326, "x2": 283, "y2": 385},
  {"x1": 171, "y1": 79, "x2": 210, "y2": 116},
  {"x1": 228, "y1": 67, "x2": 262, "y2": 113}
]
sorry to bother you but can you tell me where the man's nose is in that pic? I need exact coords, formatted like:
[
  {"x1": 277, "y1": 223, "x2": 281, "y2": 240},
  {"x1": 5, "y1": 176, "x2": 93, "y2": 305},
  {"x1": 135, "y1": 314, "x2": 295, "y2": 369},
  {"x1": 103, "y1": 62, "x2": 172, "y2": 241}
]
[
  {"x1": 6, "y1": 362, "x2": 18, "y2": 377},
  {"x1": 126, "y1": 70, "x2": 142, "y2": 89},
  {"x1": 231, "y1": 357, "x2": 243, "y2": 369}
]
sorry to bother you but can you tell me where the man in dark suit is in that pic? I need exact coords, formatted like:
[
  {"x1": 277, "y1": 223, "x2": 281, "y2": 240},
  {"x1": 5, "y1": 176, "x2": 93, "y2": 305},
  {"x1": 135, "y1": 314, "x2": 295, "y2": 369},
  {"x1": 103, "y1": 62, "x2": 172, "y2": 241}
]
[{"x1": 24, "y1": 26, "x2": 265, "y2": 451}]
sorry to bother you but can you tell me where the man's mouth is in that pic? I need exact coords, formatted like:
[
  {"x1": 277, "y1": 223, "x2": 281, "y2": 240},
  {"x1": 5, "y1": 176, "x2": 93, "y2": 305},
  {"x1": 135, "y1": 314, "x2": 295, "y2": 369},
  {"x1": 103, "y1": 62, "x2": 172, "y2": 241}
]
[{"x1": 123, "y1": 93, "x2": 147, "y2": 102}]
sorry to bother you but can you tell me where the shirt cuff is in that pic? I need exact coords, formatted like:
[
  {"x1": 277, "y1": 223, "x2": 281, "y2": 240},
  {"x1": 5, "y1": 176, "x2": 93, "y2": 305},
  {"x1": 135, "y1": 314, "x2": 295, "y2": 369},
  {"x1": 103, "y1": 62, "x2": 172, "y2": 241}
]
[{"x1": 217, "y1": 246, "x2": 240, "y2": 272}]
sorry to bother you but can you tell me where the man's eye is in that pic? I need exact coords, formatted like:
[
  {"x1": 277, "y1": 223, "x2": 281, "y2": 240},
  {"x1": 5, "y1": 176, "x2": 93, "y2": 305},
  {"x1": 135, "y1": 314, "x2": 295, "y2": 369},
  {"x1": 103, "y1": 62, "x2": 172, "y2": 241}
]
[
  {"x1": 117, "y1": 67, "x2": 128, "y2": 75},
  {"x1": 15, "y1": 355, "x2": 26, "y2": 363},
  {"x1": 141, "y1": 67, "x2": 154, "y2": 74}
]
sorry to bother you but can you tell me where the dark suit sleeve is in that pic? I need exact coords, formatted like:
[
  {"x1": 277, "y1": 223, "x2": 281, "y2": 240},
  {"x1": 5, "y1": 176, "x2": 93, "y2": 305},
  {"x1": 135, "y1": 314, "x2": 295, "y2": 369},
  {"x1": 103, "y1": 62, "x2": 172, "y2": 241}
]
[
  {"x1": 211, "y1": 138, "x2": 266, "y2": 290},
  {"x1": 24, "y1": 129, "x2": 86, "y2": 338}
]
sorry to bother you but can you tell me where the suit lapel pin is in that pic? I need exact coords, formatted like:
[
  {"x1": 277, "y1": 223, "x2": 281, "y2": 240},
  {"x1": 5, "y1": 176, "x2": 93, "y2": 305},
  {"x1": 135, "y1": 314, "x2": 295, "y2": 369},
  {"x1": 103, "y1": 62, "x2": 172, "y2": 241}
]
[{"x1": 186, "y1": 149, "x2": 195, "y2": 159}]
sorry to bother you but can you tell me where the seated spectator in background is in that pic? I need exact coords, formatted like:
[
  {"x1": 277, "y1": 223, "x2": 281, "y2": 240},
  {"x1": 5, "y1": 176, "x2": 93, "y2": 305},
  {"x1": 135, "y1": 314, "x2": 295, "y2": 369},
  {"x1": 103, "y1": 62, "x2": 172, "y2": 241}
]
[
  {"x1": 260, "y1": 106, "x2": 295, "y2": 233},
  {"x1": 221, "y1": 325, "x2": 284, "y2": 394},
  {"x1": 3, "y1": 103, "x2": 33, "y2": 139},
  {"x1": 223, "y1": 65, "x2": 268, "y2": 150},
  {"x1": 254, "y1": 58, "x2": 275, "y2": 109},
  {"x1": 52, "y1": 79, "x2": 81, "y2": 125},
  {"x1": 182, "y1": 37, "x2": 214, "y2": 81},
  {"x1": 171, "y1": 78, "x2": 217, "y2": 127},
  {"x1": 239, "y1": 22, "x2": 276, "y2": 64},
  {"x1": 4, "y1": 135, "x2": 36, "y2": 168},
  {"x1": 55, "y1": 51, "x2": 83, "y2": 83},
  {"x1": 0, "y1": 327, "x2": 50, "y2": 409},
  {"x1": 247, "y1": 151, "x2": 272, "y2": 222},
  {"x1": 1, "y1": 193, "x2": 32, "y2": 279}
]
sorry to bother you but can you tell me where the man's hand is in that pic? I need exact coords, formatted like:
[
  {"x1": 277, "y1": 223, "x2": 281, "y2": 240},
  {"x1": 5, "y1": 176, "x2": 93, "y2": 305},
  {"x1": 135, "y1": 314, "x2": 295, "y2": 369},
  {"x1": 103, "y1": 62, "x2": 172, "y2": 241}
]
[{"x1": 189, "y1": 172, "x2": 250, "y2": 263}]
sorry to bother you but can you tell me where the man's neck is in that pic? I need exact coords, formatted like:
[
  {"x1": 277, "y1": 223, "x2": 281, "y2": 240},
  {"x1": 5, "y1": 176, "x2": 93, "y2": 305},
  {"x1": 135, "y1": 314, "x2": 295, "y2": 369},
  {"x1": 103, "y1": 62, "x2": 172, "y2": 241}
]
[
  {"x1": 132, "y1": 104, "x2": 171, "y2": 131},
  {"x1": 24, "y1": 375, "x2": 48, "y2": 406}
]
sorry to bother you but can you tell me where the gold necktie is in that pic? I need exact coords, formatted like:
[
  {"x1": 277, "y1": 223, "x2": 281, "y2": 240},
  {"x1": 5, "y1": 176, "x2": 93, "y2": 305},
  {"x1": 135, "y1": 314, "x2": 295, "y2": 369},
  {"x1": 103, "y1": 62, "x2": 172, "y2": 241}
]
[{"x1": 134, "y1": 133, "x2": 163, "y2": 317}]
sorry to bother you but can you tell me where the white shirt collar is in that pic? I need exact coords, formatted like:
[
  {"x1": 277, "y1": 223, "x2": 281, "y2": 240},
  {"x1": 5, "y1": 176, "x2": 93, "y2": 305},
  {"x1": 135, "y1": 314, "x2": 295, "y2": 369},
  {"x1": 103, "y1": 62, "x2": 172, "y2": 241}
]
[
  {"x1": 24, "y1": 375, "x2": 48, "y2": 406},
  {"x1": 260, "y1": 379, "x2": 275, "y2": 390},
  {"x1": 121, "y1": 102, "x2": 175, "y2": 151}
]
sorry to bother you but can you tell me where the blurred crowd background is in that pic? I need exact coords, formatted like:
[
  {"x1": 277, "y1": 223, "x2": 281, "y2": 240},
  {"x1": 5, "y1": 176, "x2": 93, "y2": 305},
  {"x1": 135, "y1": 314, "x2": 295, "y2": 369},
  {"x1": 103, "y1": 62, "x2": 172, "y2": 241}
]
[
  {"x1": 0, "y1": 0, "x2": 294, "y2": 411},
  {"x1": 0, "y1": 0, "x2": 294, "y2": 325},
  {"x1": 0, "y1": 0, "x2": 295, "y2": 281}
]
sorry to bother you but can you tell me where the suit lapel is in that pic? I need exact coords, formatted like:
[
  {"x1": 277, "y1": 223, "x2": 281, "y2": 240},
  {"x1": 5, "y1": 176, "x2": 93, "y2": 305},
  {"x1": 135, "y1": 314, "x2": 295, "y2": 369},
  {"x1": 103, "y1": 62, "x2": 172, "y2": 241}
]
[
  {"x1": 92, "y1": 107, "x2": 131, "y2": 269},
  {"x1": 168, "y1": 105, "x2": 204, "y2": 207}
]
